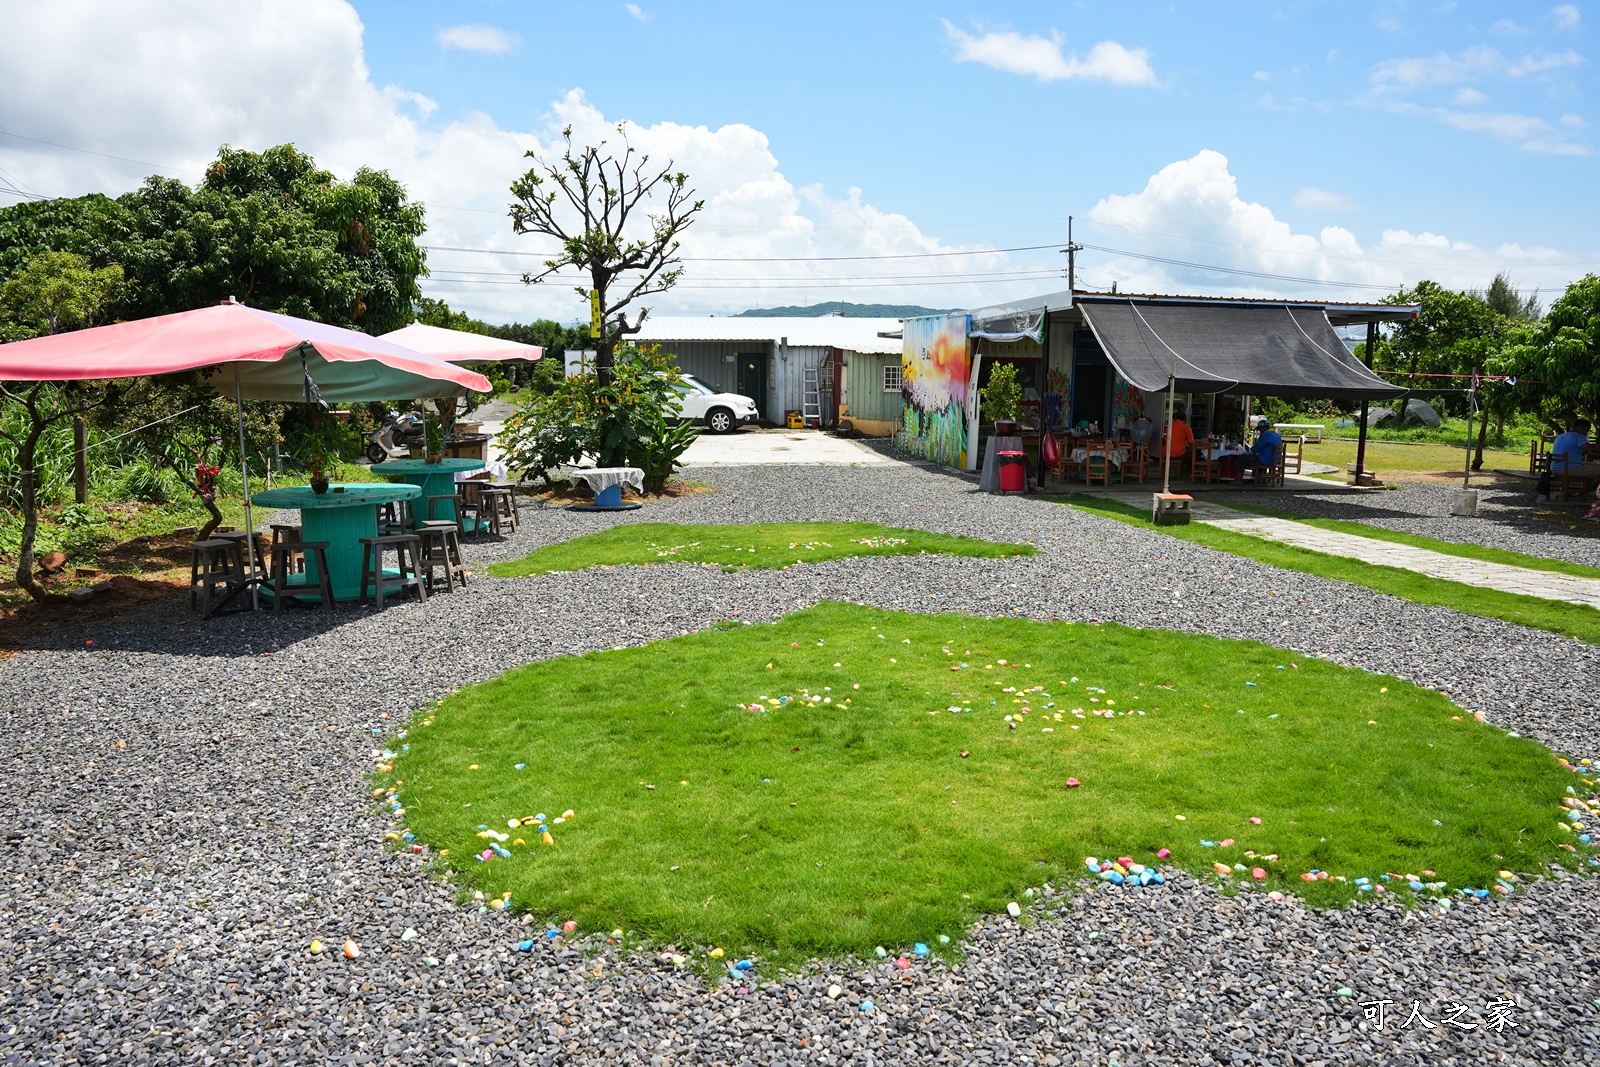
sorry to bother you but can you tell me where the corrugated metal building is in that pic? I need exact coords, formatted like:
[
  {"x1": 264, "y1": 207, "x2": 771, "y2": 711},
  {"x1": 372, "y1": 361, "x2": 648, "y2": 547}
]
[{"x1": 632, "y1": 316, "x2": 903, "y2": 432}]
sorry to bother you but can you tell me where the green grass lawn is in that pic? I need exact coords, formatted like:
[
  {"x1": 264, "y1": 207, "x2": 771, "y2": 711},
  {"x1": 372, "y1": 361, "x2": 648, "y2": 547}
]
[
  {"x1": 1298, "y1": 438, "x2": 1523, "y2": 480},
  {"x1": 486, "y1": 521, "x2": 1036, "y2": 577},
  {"x1": 384, "y1": 602, "x2": 1591, "y2": 964},
  {"x1": 1217, "y1": 501, "x2": 1600, "y2": 582},
  {"x1": 1065, "y1": 495, "x2": 1600, "y2": 647}
]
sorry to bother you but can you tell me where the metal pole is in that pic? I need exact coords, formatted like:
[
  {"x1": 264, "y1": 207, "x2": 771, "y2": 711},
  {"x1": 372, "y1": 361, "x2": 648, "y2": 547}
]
[
  {"x1": 235, "y1": 372, "x2": 259, "y2": 611},
  {"x1": 73, "y1": 417, "x2": 88, "y2": 504},
  {"x1": 1462, "y1": 380, "x2": 1475, "y2": 491},
  {"x1": 1355, "y1": 320, "x2": 1376, "y2": 484},
  {"x1": 1161, "y1": 362, "x2": 1176, "y2": 495}
]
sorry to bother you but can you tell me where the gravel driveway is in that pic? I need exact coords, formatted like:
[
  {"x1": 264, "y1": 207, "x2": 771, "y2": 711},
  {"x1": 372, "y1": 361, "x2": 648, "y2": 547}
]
[{"x1": 2, "y1": 461, "x2": 1596, "y2": 1065}]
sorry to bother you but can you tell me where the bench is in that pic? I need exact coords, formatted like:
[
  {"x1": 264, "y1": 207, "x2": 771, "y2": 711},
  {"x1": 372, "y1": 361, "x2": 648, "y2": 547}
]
[{"x1": 1275, "y1": 423, "x2": 1324, "y2": 443}]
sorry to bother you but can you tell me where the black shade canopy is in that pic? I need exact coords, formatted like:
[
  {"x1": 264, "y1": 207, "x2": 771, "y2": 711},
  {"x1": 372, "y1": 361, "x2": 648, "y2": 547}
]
[{"x1": 1077, "y1": 299, "x2": 1407, "y2": 400}]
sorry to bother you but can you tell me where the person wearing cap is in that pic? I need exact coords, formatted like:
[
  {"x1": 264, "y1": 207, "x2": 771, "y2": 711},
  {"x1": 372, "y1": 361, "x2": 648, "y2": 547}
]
[{"x1": 1242, "y1": 418, "x2": 1284, "y2": 476}]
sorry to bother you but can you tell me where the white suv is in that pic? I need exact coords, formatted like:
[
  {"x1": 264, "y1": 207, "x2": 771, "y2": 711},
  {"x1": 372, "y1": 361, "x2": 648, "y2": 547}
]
[{"x1": 670, "y1": 374, "x2": 760, "y2": 434}]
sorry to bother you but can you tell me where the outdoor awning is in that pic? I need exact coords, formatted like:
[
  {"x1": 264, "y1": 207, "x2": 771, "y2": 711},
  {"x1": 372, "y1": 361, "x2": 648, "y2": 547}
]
[
  {"x1": 378, "y1": 322, "x2": 543, "y2": 364},
  {"x1": 1077, "y1": 299, "x2": 1406, "y2": 400}
]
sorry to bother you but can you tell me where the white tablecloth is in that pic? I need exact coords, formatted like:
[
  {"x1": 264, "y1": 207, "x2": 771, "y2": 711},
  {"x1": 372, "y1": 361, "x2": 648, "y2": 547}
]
[
  {"x1": 567, "y1": 466, "x2": 644, "y2": 496},
  {"x1": 1070, "y1": 447, "x2": 1130, "y2": 467},
  {"x1": 455, "y1": 460, "x2": 509, "y2": 483}
]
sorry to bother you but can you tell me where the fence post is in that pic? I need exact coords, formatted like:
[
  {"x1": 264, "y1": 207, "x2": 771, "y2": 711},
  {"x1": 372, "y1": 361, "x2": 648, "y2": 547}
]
[{"x1": 73, "y1": 417, "x2": 88, "y2": 504}]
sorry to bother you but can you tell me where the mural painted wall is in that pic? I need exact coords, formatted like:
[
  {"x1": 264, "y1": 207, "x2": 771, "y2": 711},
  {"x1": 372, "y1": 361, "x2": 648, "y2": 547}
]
[{"x1": 896, "y1": 313, "x2": 970, "y2": 467}]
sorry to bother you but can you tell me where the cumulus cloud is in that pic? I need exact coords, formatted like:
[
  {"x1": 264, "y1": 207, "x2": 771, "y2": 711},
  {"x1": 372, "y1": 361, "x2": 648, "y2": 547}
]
[
  {"x1": 435, "y1": 23, "x2": 519, "y2": 54},
  {"x1": 943, "y1": 21, "x2": 1159, "y2": 87},
  {"x1": 1551, "y1": 4, "x2": 1581, "y2": 29},
  {"x1": 624, "y1": 4, "x2": 649, "y2": 22},
  {"x1": 1369, "y1": 46, "x2": 1584, "y2": 90},
  {"x1": 0, "y1": 0, "x2": 1025, "y2": 321},
  {"x1": 1292, "y1": 187, "x2": 1358, "y2": 212},
  {"x1": 1082, "y1": 150, "x2": 1570, "y2": 298},
  {"x1": 1453, "y1": 86, "x2": 1488, "y2": 105}
]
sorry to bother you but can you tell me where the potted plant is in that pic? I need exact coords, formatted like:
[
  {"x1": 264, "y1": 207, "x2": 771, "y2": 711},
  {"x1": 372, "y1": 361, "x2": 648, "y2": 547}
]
[
  {"x1": 981, "y1": 362, "x2": 1024, "y2": 437},
  {"x1": 308, "y1": 451, "x2": 330, "y2": 494},
  {"x1": 424, "y1": 413, "x2": 444, "y2": 464}
]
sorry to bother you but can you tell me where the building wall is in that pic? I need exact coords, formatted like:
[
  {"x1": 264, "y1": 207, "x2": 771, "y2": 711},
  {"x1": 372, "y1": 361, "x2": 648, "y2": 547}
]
[{"x1": 842, "y1": 350, "x2": 903, "y2": 429}]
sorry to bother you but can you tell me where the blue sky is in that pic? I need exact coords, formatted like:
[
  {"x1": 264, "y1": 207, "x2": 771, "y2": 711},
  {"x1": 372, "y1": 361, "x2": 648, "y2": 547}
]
[{"x1": 2, "y1": 1, "x2": 1595, "y2": 321}]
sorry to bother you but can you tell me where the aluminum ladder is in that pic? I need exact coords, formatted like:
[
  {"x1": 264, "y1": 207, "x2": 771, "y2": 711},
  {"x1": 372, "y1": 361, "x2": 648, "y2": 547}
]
[{"x1": 801, "y1": 367, "x2": 821, "y2": 427}]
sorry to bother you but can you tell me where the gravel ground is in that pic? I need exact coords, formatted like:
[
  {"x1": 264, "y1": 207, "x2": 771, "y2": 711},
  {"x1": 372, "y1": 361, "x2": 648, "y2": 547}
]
[
  {"x1": 2, "y1": 459, "x2": 1597, "y2": 1066},
  {"x1": 1227, "y1": 479, "x2": 1600, "y2": 569}
]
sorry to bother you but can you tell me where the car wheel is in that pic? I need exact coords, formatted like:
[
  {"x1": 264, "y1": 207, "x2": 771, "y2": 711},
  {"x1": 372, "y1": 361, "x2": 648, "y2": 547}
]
[{"x1": 706, "y1": 408, "x2": 735, "y2": 434}]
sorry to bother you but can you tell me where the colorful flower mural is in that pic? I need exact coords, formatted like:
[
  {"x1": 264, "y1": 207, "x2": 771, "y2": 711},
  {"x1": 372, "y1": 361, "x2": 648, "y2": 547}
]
[{"x1": 896, "y1": 313, "x2": 970, "y2": 467}]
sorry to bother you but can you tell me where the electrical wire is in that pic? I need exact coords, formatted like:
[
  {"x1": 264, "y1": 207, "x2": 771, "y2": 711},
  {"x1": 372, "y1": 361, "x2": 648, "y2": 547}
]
[{"x1": 423, "y1": 242, "x2": 1064, "y2": 263}]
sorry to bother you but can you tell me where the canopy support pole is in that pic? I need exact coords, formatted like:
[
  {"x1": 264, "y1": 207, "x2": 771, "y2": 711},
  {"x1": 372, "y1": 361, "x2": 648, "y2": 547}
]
[
  {"x1": 236, "y1": 372, "x2": 259, "y2": 612},
  {"x1": 1462, "y1": 380, "x2": 1476, "y2": 491},
  {"x1": 1355, "y1": 320, "x2": 1376, "y2": 483},
  {"x1": 1161, "y1": 362, "x2": 1176, "y2": 495}
]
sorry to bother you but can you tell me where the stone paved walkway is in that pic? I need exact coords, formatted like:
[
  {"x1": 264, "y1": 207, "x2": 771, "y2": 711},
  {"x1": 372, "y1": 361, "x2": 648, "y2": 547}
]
[{"x1": 1190, "y1": 500, "x2": 1600, "y2": 609}]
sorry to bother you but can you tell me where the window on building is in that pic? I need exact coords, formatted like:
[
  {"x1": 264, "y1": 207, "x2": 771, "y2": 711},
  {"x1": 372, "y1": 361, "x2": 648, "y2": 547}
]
[{"x1": 882, "y1": 364, "x2": 903, "y2": 392}]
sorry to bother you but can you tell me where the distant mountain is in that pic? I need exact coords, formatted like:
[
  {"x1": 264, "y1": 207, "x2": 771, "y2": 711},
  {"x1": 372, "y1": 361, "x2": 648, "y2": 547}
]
[{"x1": 735, "y1": 301, "x2": 952, "y2": 319}]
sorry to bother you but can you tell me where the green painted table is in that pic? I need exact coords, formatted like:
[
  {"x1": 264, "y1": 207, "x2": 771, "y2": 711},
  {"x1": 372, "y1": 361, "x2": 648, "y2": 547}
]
[
  {"x1": 250, "y1": 483, "x2": 423, "y2": 602},
  {"x1": 371, "y1": 458, "x2": 486, "y2": 529}
]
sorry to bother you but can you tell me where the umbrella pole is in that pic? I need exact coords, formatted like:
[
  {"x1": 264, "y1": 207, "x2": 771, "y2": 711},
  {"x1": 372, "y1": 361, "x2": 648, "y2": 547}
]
[
  {"x1": 235, "y1": 373, "x2": 259, "y2": 612},
  {"x1": 1161, "y1": 363, "x2": 1176, "y2": 495}
]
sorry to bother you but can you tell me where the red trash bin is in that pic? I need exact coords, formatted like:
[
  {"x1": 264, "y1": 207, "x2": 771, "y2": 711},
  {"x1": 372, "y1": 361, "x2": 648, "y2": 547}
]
[{"x1": 998, "y1": 450, "x2": 1026, "y2": 492}]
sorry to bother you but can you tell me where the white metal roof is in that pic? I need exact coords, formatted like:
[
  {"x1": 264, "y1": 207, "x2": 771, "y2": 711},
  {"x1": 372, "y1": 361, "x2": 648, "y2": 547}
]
[{"x1": 634, "y1": 316, "x2": 904, "y2": 355}]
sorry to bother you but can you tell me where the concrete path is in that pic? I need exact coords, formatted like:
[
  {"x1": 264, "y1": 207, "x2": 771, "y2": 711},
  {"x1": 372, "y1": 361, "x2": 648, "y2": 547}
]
[
  {"x1": 682, "y1": 428, "x2": 894, "y2": 466},
  {"x1": 1189, "y1": 499, "x2": 1600, "y2": 609}
]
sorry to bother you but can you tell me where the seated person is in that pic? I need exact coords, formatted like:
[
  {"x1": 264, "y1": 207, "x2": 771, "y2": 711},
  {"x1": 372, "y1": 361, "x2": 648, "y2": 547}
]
[
  {"x1": 1552, "y1": 420, "x2": 1592, "y2": 470},
  {"x1": 1242, "y1": 418, "x2": 1284, "y2": 472},
  {"x1": 1164, "y1": 415, "x2": 1194, "y2": 463}
]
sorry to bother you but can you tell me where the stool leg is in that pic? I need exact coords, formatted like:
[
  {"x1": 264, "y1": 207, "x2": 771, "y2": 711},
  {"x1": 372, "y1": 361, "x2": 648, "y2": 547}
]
[
  {"x1": 360, "y1": 542, "x2": 375, "y2": 607},
  {"x1": 271, "y1": 550, "x2": 288, "y2": 614},
  {"x1": 314, "y1": 547, "x2": 334, "y2": 612},
  {"x1": 407, "y1": 540, "x2": 428, "y2": 603},
  {"x1": 190, "y1": 551, "x2": 201, "y2": 609}
]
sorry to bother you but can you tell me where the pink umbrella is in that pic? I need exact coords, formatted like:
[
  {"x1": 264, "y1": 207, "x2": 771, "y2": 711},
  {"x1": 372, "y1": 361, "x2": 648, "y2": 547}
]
[{"x1": 0, "y1": 300, "x2": 491, "y2": 611}]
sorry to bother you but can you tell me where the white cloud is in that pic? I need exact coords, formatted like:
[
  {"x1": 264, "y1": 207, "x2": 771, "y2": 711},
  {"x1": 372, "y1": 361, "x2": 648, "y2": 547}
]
[
  {"x1": 1491, "y1": 19, "x2": 1531, "y2": 36},
  {"x1": 624, "y1": 3, "x2": 650, "y2": 22},
  {"x1": 1292, "y1": 187, "x2": 1358, "y2": 212},
  {"x1": 0, "y1": 1, "x2": 1028, "y2": 321},
  {"x1": 1562, "y1": 112, "x2": 1588, "y2": 126},
  {"x1": 435, "y1": 23, "x2": 519, "y2": 54},
  {"x1": 1082, "y1": 149, "x2": 1571, "y2": 298},
  {"x1": 1254, "y1": 70, "x2": 1271, "y2": 82},
  {"x1": 1552, "y1": 4, "x2": 1582, "y2": 30},
  {"x1": 1369, "y1": 46, "x2": 1585, "y2": 90},
  {"x1": 1453, "y1": 86, "x2": 1488, "y2": 105},
  {"x1": 943, "y1": 22, "x2": 1160, "y2": 87}
]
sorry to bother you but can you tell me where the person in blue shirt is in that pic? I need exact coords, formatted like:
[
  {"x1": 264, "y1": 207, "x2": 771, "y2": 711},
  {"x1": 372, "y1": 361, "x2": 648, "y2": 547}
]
[
  {"x1": 1551, "y1": 420, "x2": 1591, "y2": 470},
  {"x1": 1243, "y1": 418, "x2": 1284, "y2": 476}
]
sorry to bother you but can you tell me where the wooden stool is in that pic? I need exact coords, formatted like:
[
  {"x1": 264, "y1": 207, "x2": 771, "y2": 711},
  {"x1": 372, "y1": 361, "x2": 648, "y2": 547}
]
[
  {"x1": 190, "y1": 538, "x2": 246, "y2": 613},
  {"x1": 376, "y1": 500, "x2": 415, "y2": 534},
  {"x1": 358, "y1": 534, "x2": 427, "y2": 608},
  {"x1": 269, "y1": 541, "x2": 334, "y2": 613},
  {"x1": 478, "y1": 486, "x2": 517, "y2": 535},
  {"x1": 426, "y1": 492, "x2": 484, "y2": 537},
  {"x1": 270, "y1": 524, "x2": 304, "y2": 572},
  {"x1": 415, "y1": 520, "x2": 468, "y2": 593},
  {"x1": 214, "y1": 530, "x2": 267, "y2": 578}
]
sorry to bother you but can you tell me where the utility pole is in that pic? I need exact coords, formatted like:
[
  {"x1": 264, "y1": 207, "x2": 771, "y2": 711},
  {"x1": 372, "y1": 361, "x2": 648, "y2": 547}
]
[{"x1": 1062, "y1": 216, "x2": 1084, "y2": 296}]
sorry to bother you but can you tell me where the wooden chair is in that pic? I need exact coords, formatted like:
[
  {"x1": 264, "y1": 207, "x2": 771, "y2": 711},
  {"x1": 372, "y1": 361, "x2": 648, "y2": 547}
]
[
  {"x1": 1084, "y1": 450, "x2": 1116, "y2": 487},
  {"x1": 1531, "y1": 436, "x2": 1553, "y2": 475},
  {"x1": 1260, "y1": 443, "x2": 1288, "y2": 488},
  {"x1": 1052, "y1": 452, "x2": 1083, "y2": 484},
  {"x1": 1120, "y1": 443, "x2": 1149, "y2": 485},
  {"x1": 357, "y1": 534, "x2": 428, "y2": 608},
  {"x1": 1282, "y1": 438, "x2": 1304, "y2": 475},
  {"x1": 1190, "y1": 448, "x2": 1219, "y2": 484},
  {"x1": 268, "y1": 541, "x2": 334, "y2": 614}
]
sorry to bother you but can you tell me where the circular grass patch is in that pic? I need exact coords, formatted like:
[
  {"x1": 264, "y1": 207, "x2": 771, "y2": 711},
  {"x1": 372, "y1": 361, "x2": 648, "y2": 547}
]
[{"x1": 386, "y1": 602, "x2": 1591, "y2": 961}]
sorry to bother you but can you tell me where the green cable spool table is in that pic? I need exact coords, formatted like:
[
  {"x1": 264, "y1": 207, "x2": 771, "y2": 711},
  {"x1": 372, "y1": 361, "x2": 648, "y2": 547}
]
[
  {"x1": 250, "y1": 483, "x2": 423, "y2": 602},
  {"x1": 371, "y1": 458, "x2": 487, "y2": 530}
]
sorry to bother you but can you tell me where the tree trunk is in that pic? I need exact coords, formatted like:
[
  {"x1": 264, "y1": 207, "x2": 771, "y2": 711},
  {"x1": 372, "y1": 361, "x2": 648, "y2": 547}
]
[
  {"x1": 14, "y1": 441, "x2": 65, "y2": 604},
  {"x1": 197, "y1": 493, "x2": 222, "y2": 541},
  {"x1": 1472, "y1": 402, "x2": 1490, "y2": 471}
]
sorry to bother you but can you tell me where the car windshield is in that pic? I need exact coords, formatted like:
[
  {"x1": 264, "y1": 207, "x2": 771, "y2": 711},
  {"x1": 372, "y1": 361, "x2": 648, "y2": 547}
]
[{"x1": 680, "y1": 375, "x2": 716, "y2": 395}]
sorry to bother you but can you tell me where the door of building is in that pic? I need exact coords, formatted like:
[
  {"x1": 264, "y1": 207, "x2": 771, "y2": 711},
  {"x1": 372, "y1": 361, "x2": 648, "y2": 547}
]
[{"x1": 737, "y1": 354, "x2": 768, "y2": 422}]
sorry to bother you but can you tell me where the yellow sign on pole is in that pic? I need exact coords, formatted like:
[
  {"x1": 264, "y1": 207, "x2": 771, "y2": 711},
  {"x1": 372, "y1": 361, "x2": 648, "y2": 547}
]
[{"x1": 589, "y1": 291, "x2": 602, "y2": 338}]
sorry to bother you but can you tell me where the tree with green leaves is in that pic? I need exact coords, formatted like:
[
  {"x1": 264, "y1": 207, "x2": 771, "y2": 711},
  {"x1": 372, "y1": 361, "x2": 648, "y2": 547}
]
[
  {"x1": 1493, "y1": 273, "x2": 1600, "y2": 429},
  {"x1": 509, "y1": 125, "x2": 702, "y2": 382},
  {"x1": 0, "y1": 251, "x2": 125, "y2": 601}
]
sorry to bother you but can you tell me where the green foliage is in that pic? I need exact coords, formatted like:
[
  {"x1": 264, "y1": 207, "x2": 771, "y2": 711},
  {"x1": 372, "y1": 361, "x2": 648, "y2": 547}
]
[
  {"x1": 424, "y1": 412, "x2": 444, "y2": 456},
  {"x1": 389, "y1": 602, "x2": 1587, "y2": 961},
  {"x1": 633, "y1": 409, "x2": 700, "y2": 494},
  {"x1": 0, "y1": 384, "x2": 79, "y2": 510},
  {"x1": 979, "y1": 361, "x2": 1023, "y2": 423},
  {"x1": 0, "y1": 143, "x2": 427, "y2": 334},
  {"x1": 0, "y1": 251, "x2": 124, "y2": 338},
  {"x1": 500, "y1": 344, "x2": 685, "y2": 478},
  {"x1": 1493, "y1": 273, "x2": 1600, "y2": 423},
  {"x1": 488, "y1": 522, "x2": 1034, "y2": 578}
]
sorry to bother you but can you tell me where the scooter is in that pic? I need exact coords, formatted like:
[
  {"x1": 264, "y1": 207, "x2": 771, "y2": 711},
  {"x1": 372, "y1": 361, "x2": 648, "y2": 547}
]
[{"x1": 365, "y1": 410, "x2": 426, "y2": 464}]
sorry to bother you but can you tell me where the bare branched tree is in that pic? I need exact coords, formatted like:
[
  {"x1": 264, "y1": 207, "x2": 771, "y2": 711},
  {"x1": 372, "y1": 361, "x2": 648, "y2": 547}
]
[{"x1": 509, "y1": 125, "x2": 703, "y2": 381}]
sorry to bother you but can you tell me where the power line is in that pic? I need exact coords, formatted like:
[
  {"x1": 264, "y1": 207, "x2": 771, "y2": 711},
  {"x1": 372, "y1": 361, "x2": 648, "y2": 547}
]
[
  {"x1": 1081, "y1": 243, "x2": 1406, "y2": 291},
  {"x1": 426, "y1": 266, "x2": 1064, "y2": 283},
  {"x1": 422, "y1": 242, "x2": 1064, "y2": 263},
  {"x1": 0, "y1": 129, "x2": 206, "y2": 177}
]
